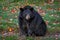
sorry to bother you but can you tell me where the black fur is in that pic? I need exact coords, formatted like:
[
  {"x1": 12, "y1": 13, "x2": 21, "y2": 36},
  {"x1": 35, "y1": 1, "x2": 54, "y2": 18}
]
[{"x1": 18, "y1": 5, "x2": 47, "y2": 36}]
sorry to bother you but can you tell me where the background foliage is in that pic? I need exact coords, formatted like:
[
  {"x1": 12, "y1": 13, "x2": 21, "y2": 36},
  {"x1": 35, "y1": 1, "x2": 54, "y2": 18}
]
[{"x1": 0, "y1": 0, "x2": 60, "y2": 40}]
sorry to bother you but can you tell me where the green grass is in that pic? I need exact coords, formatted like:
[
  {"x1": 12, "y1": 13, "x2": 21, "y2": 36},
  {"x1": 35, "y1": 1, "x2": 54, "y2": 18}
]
[
  {"x1": 4, "y1": 35, "x2": 18, "y2": 40},
  {"x1": 0, "y1": 0, "x2": 60, "y2": 40}
]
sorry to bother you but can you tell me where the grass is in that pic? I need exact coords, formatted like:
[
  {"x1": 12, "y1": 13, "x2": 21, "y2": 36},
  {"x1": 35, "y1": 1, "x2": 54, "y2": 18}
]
[{"x1": 0, "y1": 35, "x2": 60, "y2": 40}]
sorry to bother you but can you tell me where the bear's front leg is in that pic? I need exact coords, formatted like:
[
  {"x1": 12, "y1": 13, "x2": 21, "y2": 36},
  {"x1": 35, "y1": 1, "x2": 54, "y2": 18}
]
[{"x1": 26, "y1": 23, "x2": 32, "y2": 36}]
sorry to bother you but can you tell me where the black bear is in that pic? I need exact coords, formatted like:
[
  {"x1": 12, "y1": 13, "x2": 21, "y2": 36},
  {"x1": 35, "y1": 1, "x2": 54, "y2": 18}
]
[{"x1": 18, "y1": 5, "x2": 47, "y2": 36}]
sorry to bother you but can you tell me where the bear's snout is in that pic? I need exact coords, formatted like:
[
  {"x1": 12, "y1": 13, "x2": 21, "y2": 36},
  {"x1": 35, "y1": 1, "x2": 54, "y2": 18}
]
[{"x1": 26, "y1": 14, "x2": 30, "y2": 20}]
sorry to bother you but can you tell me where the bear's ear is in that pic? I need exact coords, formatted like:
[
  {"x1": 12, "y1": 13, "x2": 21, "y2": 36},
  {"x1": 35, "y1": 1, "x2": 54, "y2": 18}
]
[
  {"x1": 20, "y1": 8, "x2": 24, "y2": 12},
  {"x1": 30, "y1": 7, "x2": 34, "y2": 11}
]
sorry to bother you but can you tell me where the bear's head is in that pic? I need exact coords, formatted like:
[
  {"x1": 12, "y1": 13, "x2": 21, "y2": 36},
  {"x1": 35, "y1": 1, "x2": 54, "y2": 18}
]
[{"x1": 19, "y1": 6, "x2": 35, "y2": 21}]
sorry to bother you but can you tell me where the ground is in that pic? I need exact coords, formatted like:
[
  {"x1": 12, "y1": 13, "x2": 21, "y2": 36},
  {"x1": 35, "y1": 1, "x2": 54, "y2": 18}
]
[{"x1": 0, "y1": 0, "x2": 60, "y2": 40}]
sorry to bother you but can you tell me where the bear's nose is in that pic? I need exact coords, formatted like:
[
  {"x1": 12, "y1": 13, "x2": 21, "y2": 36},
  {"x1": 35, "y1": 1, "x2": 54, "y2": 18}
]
[{"x1": 26, "y1": 14, "x2": 30, "y2": 20}]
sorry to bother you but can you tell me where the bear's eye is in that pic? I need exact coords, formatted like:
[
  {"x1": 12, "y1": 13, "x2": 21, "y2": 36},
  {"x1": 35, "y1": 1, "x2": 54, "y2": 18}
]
[{"x1": 23, "y1": 13, "x2": 27, "y2": 17}]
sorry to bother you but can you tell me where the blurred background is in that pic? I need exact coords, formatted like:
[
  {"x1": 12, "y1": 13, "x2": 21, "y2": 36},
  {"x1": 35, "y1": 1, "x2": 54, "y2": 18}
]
[{"x1": 0, "y1": 0, "x2": 60, "y2": 40}]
